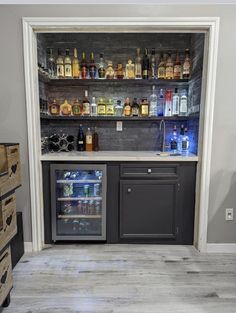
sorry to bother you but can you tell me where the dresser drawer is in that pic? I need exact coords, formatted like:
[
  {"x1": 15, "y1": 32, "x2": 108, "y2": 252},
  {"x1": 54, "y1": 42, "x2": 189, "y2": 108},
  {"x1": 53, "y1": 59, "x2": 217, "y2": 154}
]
[
  {"x1": 120, "y1": 163, "x2": 179, "y2": 179},
  {"x1": 0, "y1": 193, "x2": 17, "y2": 251},
  {"x1": 0, "y1": 246, "x2": 13, "y2": 306}
]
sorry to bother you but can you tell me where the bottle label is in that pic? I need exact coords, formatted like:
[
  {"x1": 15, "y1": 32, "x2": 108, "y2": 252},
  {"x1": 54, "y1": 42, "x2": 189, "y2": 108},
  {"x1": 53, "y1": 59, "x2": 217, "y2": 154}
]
[
  {"x1": 83, "y1": 103, "x2": 90, "y2": 115},
  {"x1": 98, "y1": 105, "x2": 106, "y2": 115},
  {"x1": 50, "y1": 105, "x2": 58, "y2": 114},
  {"x1": 124, "y1": 105, "x2": 131, "y2": 116},
  {"x1": 98, "y1": 68, "x2": 105, "y2": 78},
  {"x1": 78, "y1": 141, "x2": 84, "y2": 145},
  {"x1": 141, "y1": 105, "x2": 149, "y2": 115},
  {"x1": 135, "y1": 64, "x2": 142, "y2": 77},
  {"x1": 81, "y1": 66, "x2": 87, "y2": 79},
  {"x1": 171, "y1": 140, "x2": 177, "y2": 150},
  {"x1": 183, "y1": 63, "x2": 190, "y2": 75},
  {"x1": 174, "y1": 65, "x2": 181, "y2": 78},
  {"x1": 72, "y1": 64, "x2": 80, "y2": 78},
  {"x1": 64, "y1": 65, "x2": 72, "y2": 77},
  {"x1": 86, "y1": 135, "x2": 92, "y2": 145},
  {"x1": 132, "y1": 107, "x2": 139, "y2": 116},
  {"x1": 158, "y1": 67, "x2": 165, "y2": 79},
  {"x1": 182, "y1": 140, "x2": 189, "y2": 150},
  {"x1": 57, "y1": 65, "x2": 64, "y2": 77},
  {"x1": 166, "y1": 66, "x2": 174, "y2": 79},
  {"x1": 172, "y1": 97, "x2": 180, "y2": 115},
  {"x1": 180, "y1": 99, "x2": 188, "y2": 113},
  {"x1": 142, "y1": 69, "x2": 148, "y2": 76},
  {"x1": 89, "y1": 67, "x2": 96, "y2": 79},
  {"x1": 106, "y1": 105, "x2": 114, "y2": 115}
]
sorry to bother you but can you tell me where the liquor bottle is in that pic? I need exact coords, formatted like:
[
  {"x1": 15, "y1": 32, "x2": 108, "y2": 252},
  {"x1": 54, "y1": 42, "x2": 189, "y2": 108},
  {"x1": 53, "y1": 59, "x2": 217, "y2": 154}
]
[
  {"x1": 115, "y1": 100, "x2": 123, "y2": 116},
  {"x1": 172, "y1": 88, "x2": 180, "y2": 116},
  {"x1": 131, "y1": 98, "x2": 139, "y2": 117},
  {"x1": 183, "y1": 49, "x2": 191, "y2": 79},
  {"x1": 98, "y1": 53, "x2": 106, "y2": 79},
  {"x1": 164, "y1": 89, "x2": 172, "y2": 116},
  {"x1": 91, "y1": 97, "x2": 97, "y2": 116},
  {"x1": 177, "y1": 124, "x2": 185, "y2": 153},
  {"x1": 72, "y1": 48, "x2": 80, "y2": 78},
  {"x1": 64, "y1": 49, "x2": 72, "y2": 78},
  {"x1": 165, "y1": 52, "x2": 174, "y2": 79},
  {"x1": 89, "y1": 52, "x2": 97, "y2": 79},
  {"x1": 150, "y1": 48, "x2": 156, "y2": 79},
  {"x1": 157, "y1": 53, "x2": 166, "y2": 79},
  {"x1": 85, "y1": 128, "x2": 93, "y2": 152},
  {"x1": 93, "y1": 127, "x2": 99, "y2": 151},
  {"x1": 116, "y1": 63, "x2": 124, "y2": 79},
  {"x1": 81, "y1": 52, "x2": 88, "y2": 79},
  {"x1": 173, "y1": 52, "x2": 182, "y2": 79},
  {"x1": 123, "y1": 97, "x2": 131, "y2": 117},
  {"x1": 105, "y1": 61, "x2": 115, "y2": 79},
  {"x1": 170, "y1": 125, "x2": 178, "y2": 154},
  {"x1": 48, "y1": 99, "x2": 60, "y2": 115},
  {"x1": 135, "y1": 48, "x2": 142, "y2": 79},
  {"x1": 56, "y1": 49, "x2": 64, "y2": 78},
  {"x1": 47, "y1": 48, "x2": 56, "y2": 78},
  {"x1": 77, "y1": 124, "x2": 85, "y2": 151},
  {"x1": 82, "y1": 90, "x2": 90, "y2": 116},
  {"x1": 179, "y1": 89, "x2": 188, "y2": 116},
  {"x1": 157, "y1": 89, "x2": 165, "y2": 116},
  {"x1": 72, "y1": 98, "x2": 83, "y2": 116},
  {"x1": 106, "y1": 98, "x2": 114, "y2": 115},
  {"x1": 97, "y1": 97, "x2": 106, "y2": 115},
  {"x1": 142, "y1": 48, "x2": 149, "y2": 80},
  {"x1": 140, "y1": 98, "x2": 149, "y2": 117},
  {"x1": 181, "y1": 127, "x2": 190, "y2": 155},
  {"x1": 149, "y1": 85, "x2": 158, "y2": 116},
  {"x1": 60, "y1": 99, "x2": 72, "y2": 115},
  {"x1": 125, "y1": 59, "x2": 135, "y2": 79}
]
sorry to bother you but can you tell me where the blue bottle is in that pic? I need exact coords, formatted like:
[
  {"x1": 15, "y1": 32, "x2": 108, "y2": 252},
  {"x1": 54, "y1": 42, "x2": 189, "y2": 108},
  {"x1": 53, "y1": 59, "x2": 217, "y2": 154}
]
[{"x1": 157, "y1": 89, "x2": 164, "y2": 116}]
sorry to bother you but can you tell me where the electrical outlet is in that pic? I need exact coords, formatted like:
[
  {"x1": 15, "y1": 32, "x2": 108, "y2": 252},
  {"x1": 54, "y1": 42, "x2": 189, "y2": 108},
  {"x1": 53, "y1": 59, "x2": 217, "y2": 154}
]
[
  {"x1": 116, "y1": 121, "x2": 123, "y2": 132},
  {"x1": 225, "y1": 208, "x2": 234, "y2": 221}
]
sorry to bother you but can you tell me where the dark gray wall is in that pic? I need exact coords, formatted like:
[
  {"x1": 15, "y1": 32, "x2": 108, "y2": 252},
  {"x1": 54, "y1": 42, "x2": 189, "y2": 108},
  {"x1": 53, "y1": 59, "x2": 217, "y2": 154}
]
[{"x1": 0, "y1": 4, "x2": 235, "y2": 243}]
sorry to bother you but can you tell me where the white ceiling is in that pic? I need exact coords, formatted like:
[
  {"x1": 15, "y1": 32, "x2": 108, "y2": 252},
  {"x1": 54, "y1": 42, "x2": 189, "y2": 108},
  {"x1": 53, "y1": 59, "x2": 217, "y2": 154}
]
[{"x1": 0, "y1": 0, "x2": 236, "y2": 4}]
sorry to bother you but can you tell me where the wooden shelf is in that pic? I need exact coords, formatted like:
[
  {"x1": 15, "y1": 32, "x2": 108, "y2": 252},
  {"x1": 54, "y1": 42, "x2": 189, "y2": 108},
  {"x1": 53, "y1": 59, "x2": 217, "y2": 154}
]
[{"x1": 58, "y1": 214, "x2": 101, "y2": 219}]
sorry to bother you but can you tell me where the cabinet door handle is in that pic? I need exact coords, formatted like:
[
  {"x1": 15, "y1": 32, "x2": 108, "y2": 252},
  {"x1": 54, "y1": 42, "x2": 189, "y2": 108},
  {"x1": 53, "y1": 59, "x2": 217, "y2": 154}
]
[
  {"x1": 127, "y1": 188, "x2": 132, "y2": 193},
  {"x1": 147, "y1": 168, "x2": 152, "y2": 174}
]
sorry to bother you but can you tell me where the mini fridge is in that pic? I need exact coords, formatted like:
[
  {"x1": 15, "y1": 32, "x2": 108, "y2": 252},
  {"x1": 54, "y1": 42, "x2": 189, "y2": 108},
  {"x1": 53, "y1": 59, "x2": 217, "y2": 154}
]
[{"x1": 50, "y1": 164, "x2": 106, "y2": 241}]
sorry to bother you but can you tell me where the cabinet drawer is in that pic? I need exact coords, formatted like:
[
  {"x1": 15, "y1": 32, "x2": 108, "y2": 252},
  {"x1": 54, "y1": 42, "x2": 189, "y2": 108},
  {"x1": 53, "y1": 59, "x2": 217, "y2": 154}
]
[
  {"x1": 120, "y1": 163, "x2": 179, "y2": 179},
  {"x1": 0, "y1": 193, "x2": 17, "y2": 251},
  {"x1": 0, "y1": 246, "x2": 13, "y2": 306}
]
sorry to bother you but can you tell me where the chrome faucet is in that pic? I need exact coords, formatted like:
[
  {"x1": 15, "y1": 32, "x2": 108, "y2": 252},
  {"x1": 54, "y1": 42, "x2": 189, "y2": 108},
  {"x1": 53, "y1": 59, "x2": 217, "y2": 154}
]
[{"x1": 159, "y1": 119, "x2": 166, "y2": 152}]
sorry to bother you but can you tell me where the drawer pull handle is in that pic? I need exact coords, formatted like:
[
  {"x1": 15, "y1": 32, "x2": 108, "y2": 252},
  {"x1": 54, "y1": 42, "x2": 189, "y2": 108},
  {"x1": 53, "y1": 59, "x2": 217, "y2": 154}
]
[
  {"x1": 1, "y1": 269, "x2": 8, "y2": 284},
  {"x1": 5, "y1": 197, "x2": 14, "y2": 206},
  {"x1": 147, "y1": 169, "x2": 152, "y2": 174},
  {"x1": 127, "y1": 188, "x2": 132, "y2": 193},
  {"x1": 9, "y1": 163, "x2": 18, "y2": 177},
  {"x1": 6, "y1": 214, "x2": 13, "y2": 226},
  {"x1": 9, "y1": 148, "x2": 18, "y2": 155},
  {"x1": 0, "y1": 252, "x2": 8, "y2": 263}
]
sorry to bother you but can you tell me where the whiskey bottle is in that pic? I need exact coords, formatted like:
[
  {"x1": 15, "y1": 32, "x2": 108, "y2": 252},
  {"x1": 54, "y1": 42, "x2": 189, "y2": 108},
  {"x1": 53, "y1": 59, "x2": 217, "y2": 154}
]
[
  {"x1": 165, "y1": 52, "x2": 174, "y2": 79},
  {"x1": 77, "y1": 124, "x2": 85, "y2": 151},
  {"x1": 97, "y1": 97, "x2": 106, "y2": 115},
  {"x1": 85, "y1": 128, "x2": 93, "y2": 152},
  {"x1": 72, "y1": 98, "x2": 82, "y2": 116},
  {"x1": 64, "y1": 49, "x2": 72, "y2": 78},
  {"x1": 131, "y1": 98, "x2": 139, "y2": 117},
  {"x1": 125, "y1": 59, "x2": 135, "y2": 79},
  {"x1": 105, "y1": 61, "x2": 115, "y2": 79},
  {"x1": 123, "y1": 97, "x2": 131, "y2": 117},
  {"x1": 81, "y1": 52, "x2": 88, "y2": 79},
  {"x1": 172, "y1": 88, "x2": 180, "y2": 116},
  {"x1": 149, "y1": 85, "x2": 158, "y2": 116},
  {"x1": 91, "y1": 97, "x2": 97, "y2": 116},
  {"x1": 93, "y1": 127, "x2": 99, "y2": 151},
  {"x1": 106, "y1": 98, "x2": 114, "y2": 115},
  {"x1": 56, "y1": 49, "x2": 64, "y2": 78},
  {"x1": 60, "y1": 99, "x2": 72, "y2": 115},
  {"x1": 173, "y1": 52, "x2": 182, "y2": 80},
  {"x1": 98, "y1": 53, "x2": 106, "y2": 79},
  {"x1": 140, "y1": 98, "x2": 149, "y2": 117},
  {"x1": 135, "y1": 48, "x2": 142, "y2": 79},
  {"x1": 183, "y1": 49, "x2": 191, "y2": 79},
  {"x1": 72, "y1": 48, "x2": 80, "y2": 78},
  {"x1": 47, "y1": 48, "x2": 56, "y2": 78},
  {"x1": 142, "y1": 48, "x2": 149, "y2": 80},
  {"x1": 150, "y1": 48, "x2": 156, "y2": 79},
  {"x1": 82, "y1": 90, "x2": 90, "y2": 116},
  {"x1": 89, "y1": 52, "x2": 97, "y2": 79},
  {"x1": 179, "y1": 89, "x2": 188, "y2": 116},
  {"x1": 116, "y1": 63, "x2": 124, "y2": 79},
  {"x1": 157, "y1": 53, "x2": 166, "y2": 79},
  {"x1": 164, "y1": 89, "x2": 172, "y2": 116},
  {"x1": 170, "y1": 126, "x2": 178, "y2": 153},
  {"x1": 48, "y1": 99, "x2": 60, "y2": 115}
]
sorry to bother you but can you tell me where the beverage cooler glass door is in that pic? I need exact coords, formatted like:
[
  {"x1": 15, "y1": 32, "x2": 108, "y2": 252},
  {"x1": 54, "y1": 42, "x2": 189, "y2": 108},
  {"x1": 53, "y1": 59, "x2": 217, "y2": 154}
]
[{"x1": 50, "y1": 164, "x2": 106, "y2": 241}]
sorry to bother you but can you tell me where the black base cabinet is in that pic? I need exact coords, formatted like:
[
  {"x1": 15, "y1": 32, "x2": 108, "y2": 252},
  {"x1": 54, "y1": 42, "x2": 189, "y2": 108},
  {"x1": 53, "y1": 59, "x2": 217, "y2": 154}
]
[{"x1": 42, "y1": 161, "x2": 196, "y2": 245}]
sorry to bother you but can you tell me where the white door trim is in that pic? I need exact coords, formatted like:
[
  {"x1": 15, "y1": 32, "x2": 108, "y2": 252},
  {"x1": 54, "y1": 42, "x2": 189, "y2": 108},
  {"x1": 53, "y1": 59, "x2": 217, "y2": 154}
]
[{"x1": 22, "y1": 17, "x2": 220, "y2": 252}]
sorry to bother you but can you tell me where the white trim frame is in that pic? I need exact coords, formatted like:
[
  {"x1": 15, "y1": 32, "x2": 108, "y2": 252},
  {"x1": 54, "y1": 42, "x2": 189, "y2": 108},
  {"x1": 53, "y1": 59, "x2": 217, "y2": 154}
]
[{"x1": 22, "y1": 17, "x2": 220, "y2": 252}]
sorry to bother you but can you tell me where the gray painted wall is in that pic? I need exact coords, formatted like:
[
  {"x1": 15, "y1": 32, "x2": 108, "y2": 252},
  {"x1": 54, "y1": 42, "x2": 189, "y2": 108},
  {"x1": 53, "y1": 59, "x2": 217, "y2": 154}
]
[{"x1": 0, "y1": 4, "x2": 235, "y2": 243}]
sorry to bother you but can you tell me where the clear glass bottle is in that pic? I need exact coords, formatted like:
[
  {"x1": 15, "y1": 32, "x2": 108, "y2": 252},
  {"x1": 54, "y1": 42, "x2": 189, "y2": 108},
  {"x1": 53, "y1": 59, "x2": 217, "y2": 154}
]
[
  {"x1": 97, "y1": 97, "x2": 106, "y2": 115},
  {"x1": 177, "y1": 124, "x2": 185, "y2": 153},
  {"x1": 125, "y1": 59, "x2": 135, "y2": 79},
  {"x1": 135, "y1": 48, "x2": 142, "y2": 79},
  {"x1": 140, "y1": 98, "x2": 149, "y2": 117},
  {"x1": 157, "y1": 53, "x2": 166, "y2": 79},
  {"x1": 56, "y1": 49, "x2": 64, "y2": 78},
  {"x1": 172, "y1": 88, "x2": 180, "y2": 116},
  {"x1": 115, "y1": 100, "x2": 123, "y2": 116},
  {"x1": 106, "y1": 98, "x2": 114, "y2": 115},
  {"x1": 81, "y1": 52, "x2": 88, "y2": 79},
  {"x1": 150, "y1": 48, "x2": 156, "y2": 79},
  {"x1": 60, "y1": 99, "x2": 72, "y2": 116},
  {"x1": 170, "y1": 125, "x2": 178, "y2": 154},
  {"x1": 105, "y1": 61, "x2": 115, "y2": 79},
  {"x1": 164, "y1": 89, "x2": 172, "y2": 116},
  {"x1": 179, "y1": 89, "x2": 188, "y2": 116},
  {"x1": 98, "y1": 53, "x2": 106, "y2": 79},
  {"x1": 181, "y1": 128, "x2": 190, "y2": 155},
  {"x1": 64, "y1": 49, "x2": 72, "y2": 78},
  {"x1": 89, "y1": 52, "x2": 97, "y2": 79},
  {"x1": 91, "y1": 97, "x2": 97, "y2": 116},
  {"x1": 47, "y1": 48, "x2": 56, "y2": 78},
  {"x1": 131, "y1": 98, "x2": 139, "y2": 117},
  {"x1": 85, "y1": 128, "x2": 93, "y2": 152},
  {"x1": 123, "y1": 97, "x2": 131, "y2": 117},
  {"x1": 165, "y1": 52, "x2": 174, "y2": 80},
  {"x1": 72, "y1": 48, "x2": 80, "y2": 78},
  {"x1": 183, "y1": 49, "x2": 191, "y2": 79},
  {"x1": 82, "y1": 90, "x2": 90, "y2": 116},
  {"x1": 157, "y1": 89, "x2": 165, "y2": 117},
  {"x1": 173, "y1": 52, "x2": 182, "y2": 80},
  {"x1": 149, "y1": 85, "x2": 158, "y2": 116}
]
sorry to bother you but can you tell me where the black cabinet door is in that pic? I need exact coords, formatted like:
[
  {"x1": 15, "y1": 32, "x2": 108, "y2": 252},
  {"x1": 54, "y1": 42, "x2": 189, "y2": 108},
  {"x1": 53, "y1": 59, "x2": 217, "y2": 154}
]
[{"x1": 120, "y1": 180, "x2": 180, "y2": 241}]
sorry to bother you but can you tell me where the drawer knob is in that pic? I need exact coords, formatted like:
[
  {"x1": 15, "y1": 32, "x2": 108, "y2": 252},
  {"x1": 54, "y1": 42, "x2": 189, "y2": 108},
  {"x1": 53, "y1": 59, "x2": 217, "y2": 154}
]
[
  {"x1": 147, "y1": 168, "x2": 152, "y2": 174},
  {"x1": 127, "y1": 188, "x2": 132, "y2": 193}
]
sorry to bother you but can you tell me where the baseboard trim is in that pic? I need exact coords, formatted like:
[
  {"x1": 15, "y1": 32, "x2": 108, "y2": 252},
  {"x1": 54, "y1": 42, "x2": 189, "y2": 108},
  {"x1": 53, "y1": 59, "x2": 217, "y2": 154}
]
[
  {"x1": 207, "y1": 243, "x2": 236, "y2": 253},
  {"x1": 24, "y1": 242, "x2": 33, "y2": 253}
]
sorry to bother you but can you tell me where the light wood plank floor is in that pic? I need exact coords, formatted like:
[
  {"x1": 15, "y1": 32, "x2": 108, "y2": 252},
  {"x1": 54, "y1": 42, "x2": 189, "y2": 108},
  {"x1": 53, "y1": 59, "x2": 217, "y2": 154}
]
[{"x1": 3, "y1": 245, "x2": 236, "y2": 313}]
